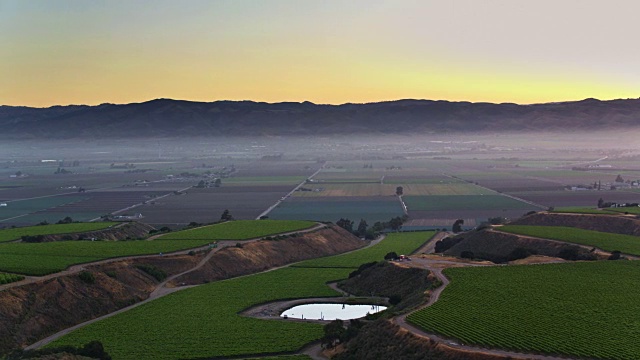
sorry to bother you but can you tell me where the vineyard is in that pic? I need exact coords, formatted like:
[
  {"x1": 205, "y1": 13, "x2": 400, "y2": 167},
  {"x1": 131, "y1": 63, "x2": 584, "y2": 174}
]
[
  {"x1": 0, "y1": 222, "x2": 117, "y2": 243},
  {"x1": 293, "y1": 231, "x2": 434, "y2": 268},
  {"x1": 157, "y1": 220, "x2": 315, "y2": 240},
  {"x1": 407, "y1": 261, "x2": 640, "y2": 359},
  {"x1": 0, "y1": 239, "x2": 213, "y2": 275},
  {"x1": 499, "y1": 225, "x2": 640, "y2": 255},
  {"x1": 47, "y1": 230, "x2": 431, "y2": 359},
  {"x1": 0, "y1": 272, "x2": 24, "y2": 284}
]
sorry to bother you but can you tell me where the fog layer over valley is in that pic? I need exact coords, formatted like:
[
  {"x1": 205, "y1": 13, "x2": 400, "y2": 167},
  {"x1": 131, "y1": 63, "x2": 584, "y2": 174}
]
[{"x1": 2, "y1": 131, "x2": 640, "y2": 228}]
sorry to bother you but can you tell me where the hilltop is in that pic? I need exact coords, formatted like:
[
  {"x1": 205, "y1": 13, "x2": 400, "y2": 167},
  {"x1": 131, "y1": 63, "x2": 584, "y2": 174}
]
[{"x1": 2, "y1": 97, "x2": 640, "y2": 138}]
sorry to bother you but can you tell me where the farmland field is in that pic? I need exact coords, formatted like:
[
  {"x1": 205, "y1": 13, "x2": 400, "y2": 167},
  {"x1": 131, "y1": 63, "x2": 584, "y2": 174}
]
[
  {"x1": 551, "y1": 207, "x2": 614, "y2": 214},
  {"x1": 0, "y1": 272, "x2": 24, "y2": 284},
  {"x1": 403, "y1": 195, "x2": 536, "y2": 212},
  {"x1": 506, "y1": 190, "x2": 640, "y2": 208},
  {"x1": 408, "y1": 261, "x2": 640, "y2": 360},
  {"x1": 0, "y1": 220, "x2": 315, "y2": 275},
  {"x1": 158, "y1": 220, "x2": 315, "y2": 240},
  {"x1": 138, "y1": 186, "x2": 295, "y2": 225},
  {"x1": 293, "y1": 231, "x2": 434, "y2": 268},
  {"x1": 498, "y1": 225, "x2": 640, "y2": 255},
  {"x1": 0, "y1": 222, "x2": 117, "y2": 243},
  {"x1": 48, "y1": 229, "x2": 430, "y2": 359},
  {"x1": 268, "y1": 197, "x2": 405, "y2": 224},
  {"x1": 0, "y1": 196, "x2": 89, "y2": 222},
  {"x1": 0, "y1": 239, "x2": 213, "y2": 275},
  {"x1": 293, "y1": 183, "x2": 487, "y2": 197}
]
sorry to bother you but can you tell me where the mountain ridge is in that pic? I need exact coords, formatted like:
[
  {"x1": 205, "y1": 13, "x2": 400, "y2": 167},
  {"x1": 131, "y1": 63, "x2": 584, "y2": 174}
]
[{"x1": 2, "y1": 97, "x2": 640, "y2": 138}]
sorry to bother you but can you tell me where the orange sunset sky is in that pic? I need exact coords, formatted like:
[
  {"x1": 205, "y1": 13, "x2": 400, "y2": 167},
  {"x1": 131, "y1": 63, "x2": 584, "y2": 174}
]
[{"x1": 1, "y1": 0, "x2": 639, "y2": 107}]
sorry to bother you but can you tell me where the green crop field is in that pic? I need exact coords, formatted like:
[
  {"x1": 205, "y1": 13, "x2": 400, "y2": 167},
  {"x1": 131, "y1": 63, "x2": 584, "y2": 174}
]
[
  {"x1": 499, "y1": 225, "x2": 640, "y2": 255},
  {"x1": 0, "y1": 222, "x2": 118, "y2": 243},
  {"x1": 48, "y1": 230, "x2": 431, "y2": 359},
  {"x1": 551, "y1": 207, "x2": 614, "y2": 214},
  {"x1": 224, "y1": 176, "x2": 307, "y2": 185},
  {"x1": 268, "y1": 199, "x2": 405, "y2": 224},
  {"x1": 0, "y1": 272, "x2": 24, "y2": 284},
  {"x1": 0, "y1": 196, "x2": 89, "y2": 221},
  {"x1": 0, "y1": 239, "x2": 213, "y2": 275},
  {"x1": 293, "y1": 231, "x2": 434, "y2": 268},
  {"x1": 408, "y1": 261, "x2": 640, "y2": 359},
  {"x1": 293, "y1": 183, "x2": 486, "y2": 197},
  {"x1": 403, "y1": 195, "x2": 535, "y2": 211},
  {"x1": 158, "y1": 220, "x2": 315, "y2": 240},
  {"x1": 49, "y1": 266, "x2": 349, "y2": 359},
  {"x1": 604, "y1": 207, "x2": 640, "y2": 215}
]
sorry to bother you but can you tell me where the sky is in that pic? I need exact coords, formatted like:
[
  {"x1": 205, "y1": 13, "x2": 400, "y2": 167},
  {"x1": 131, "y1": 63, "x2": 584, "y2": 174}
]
[{"x1": 1, "y1": 0, "x2": 639, "y2": 107}]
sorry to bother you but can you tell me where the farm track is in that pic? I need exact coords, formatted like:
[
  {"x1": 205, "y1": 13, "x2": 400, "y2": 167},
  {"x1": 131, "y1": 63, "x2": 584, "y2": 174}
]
[
  {"x1": 442, "y1": 173, "x2": 548, "y2": 210},
  {"x1": 24, "y1": 223, "x2": 357, "y2": 351},
  {"x1": 256, "y1": 166, "x2": 324, "y2": 219},
  {"x1": 391, "y1": 234, "x2": 590, "y2": 360},
  {"x1": 88, "y1": 184, "x2": 194, "y2": 222}
]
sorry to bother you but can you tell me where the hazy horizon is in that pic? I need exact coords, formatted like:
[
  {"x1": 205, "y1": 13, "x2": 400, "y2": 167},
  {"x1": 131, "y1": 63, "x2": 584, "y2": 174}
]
[{"x1": 3, "y1": 0, "x2": 640, "y2": 107}]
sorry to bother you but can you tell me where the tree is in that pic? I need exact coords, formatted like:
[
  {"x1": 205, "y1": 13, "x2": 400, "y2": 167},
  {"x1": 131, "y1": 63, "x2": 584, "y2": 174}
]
[
  {"x1": 57, "y1": 216, "x2": 74, "y2": 224},
  {"x1": 356, "y1": 219, "x2": 368, "y2": 237},
  {"x1": 395, "y1": 186, "x2": 403, "y2": 196},
  {"x1": 196, "y1": 180, "x2": 206, "y2": 188},
  {"x1": 597, "y1": 197, "x2": 604, "y2": 208},
  {"x1": 220, "y1": 209, "x2": 233, "y2": 221},
  {"x1": 615, "y1": 174, "x2": 624, "y2": 183},
  {"x1": 452, "y1": 219, "x2": 464, "y2": 233},
  {"x1": 321, "y1": 320, "x2": 346, "y2": 349},
  {"x1": 384, "y1": 251, "x2": 398, "y2": 260},
  {"x1": 336, "y1": 218, "x2": 354, "y2": 232},
  {"x1": 214, "y1": 178, "x2": 222, "y2": 187},
  {"x1": 388, "y1": 216, "x2": 403, "y2": 231}
]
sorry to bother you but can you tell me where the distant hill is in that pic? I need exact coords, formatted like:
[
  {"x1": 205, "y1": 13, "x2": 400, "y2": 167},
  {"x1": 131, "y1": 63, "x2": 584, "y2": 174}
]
[{"x1": 2, "y1": 97, "x2": 640, "y2": 138}]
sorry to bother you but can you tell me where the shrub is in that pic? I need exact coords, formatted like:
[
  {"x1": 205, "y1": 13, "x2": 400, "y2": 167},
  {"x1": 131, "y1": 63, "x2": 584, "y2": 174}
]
[
  {"x1": 383, "y1": 252, "x2": 398, "y2": 260},
  {"x1": 609, "y1": 251, "x2": 622, "y2": 260},
  {"x1": 135, "y1": 264, "x2": 167, "y2": 281},
  {"x1": 78, "y1": 271, "x2": 95, "y2": 284},
  {"x1": 460, "y1": 251, "x2": 475, "y2": 259}
]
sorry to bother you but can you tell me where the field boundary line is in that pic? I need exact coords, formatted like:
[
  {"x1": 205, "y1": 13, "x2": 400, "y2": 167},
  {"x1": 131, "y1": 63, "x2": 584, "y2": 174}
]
[
  {"x1": 256, "y1": 166, "x2": 324, "y2": 220},
  {"x1": 442, "y1": 173, "x2": 548, "y2": 210}
]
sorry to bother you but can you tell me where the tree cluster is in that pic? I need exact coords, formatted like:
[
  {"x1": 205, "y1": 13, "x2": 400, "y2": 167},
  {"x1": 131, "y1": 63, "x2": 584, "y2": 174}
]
[{"x1": 335, "y1": 215, "x2": 408, "y2": 239}]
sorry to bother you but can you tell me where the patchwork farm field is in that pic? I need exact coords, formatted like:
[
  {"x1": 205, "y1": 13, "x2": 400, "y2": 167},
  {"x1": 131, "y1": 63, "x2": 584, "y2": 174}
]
[
  {"x1": 158, "y1": 220, "x2": 315, "y2": 240},
  {"x1": 403, "y1": 195, "x2": 536, "y2": 212},
  {"x1": 0, "y1": 222, "x2": 117, "y2": 242},
  {"x1": 47, "y1": 231, "x2": 431, "y2": 359},
  {"x1": 0, "y1": 196, "x2": 89, "y2": 223},
  {"x1": 499, "y1": 225, "x2": 640, "y2": 255},
  {"x1": 268, "y1": 197, "x2": 405, "y2": 224},
  {"x1": 294, "y1": 183, "x2": 487, "y2": 197},
  {"x1": 138, "y1": 186, "x2": 294, "y2": 225},
  {"x1": 507, "y1": 190, "x2": 640, "y2": 208},
  {"x1": 408, "y1": 261, "x2": 640, "y2": 360}
]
